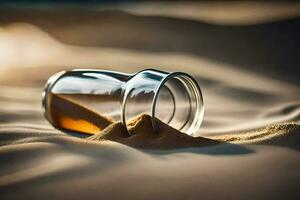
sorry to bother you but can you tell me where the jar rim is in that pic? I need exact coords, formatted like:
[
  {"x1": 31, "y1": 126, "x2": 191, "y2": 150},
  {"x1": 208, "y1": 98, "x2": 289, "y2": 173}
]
[
  {"x1": 121, "y1": 69, "x2": 204, "y2": 136},
  {"x1": 151, "y1": 71, "x2": 204, "y2": 136}
]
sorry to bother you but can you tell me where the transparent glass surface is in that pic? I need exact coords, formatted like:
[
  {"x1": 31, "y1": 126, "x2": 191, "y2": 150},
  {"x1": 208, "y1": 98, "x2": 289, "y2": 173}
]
[{"x1": 43, "y1": 69, "x2": 204, "y2": 135}]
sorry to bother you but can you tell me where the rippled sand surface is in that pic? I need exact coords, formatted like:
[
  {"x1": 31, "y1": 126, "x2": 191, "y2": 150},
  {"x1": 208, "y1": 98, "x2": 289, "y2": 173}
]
[{"x1": 0, "y1": 3, "x2": 300, "y2": 200}]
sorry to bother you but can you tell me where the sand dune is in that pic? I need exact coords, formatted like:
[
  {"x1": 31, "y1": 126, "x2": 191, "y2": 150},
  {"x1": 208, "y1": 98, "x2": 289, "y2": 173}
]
[
  {"x1": 0, "y1": 119, "x2": 299, "y2": 199},
  {"x1": 0, "y1": 22, "x2": 299, "y2": 135},
  {"x1": 1, "y1": 8, "x2": 299, "y2": 83}
]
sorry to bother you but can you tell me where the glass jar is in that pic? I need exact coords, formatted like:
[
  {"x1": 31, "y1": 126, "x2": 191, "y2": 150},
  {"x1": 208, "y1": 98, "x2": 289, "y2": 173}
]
[{"x1": 42, "y1": 69, "x2": 204, "y2": 136}]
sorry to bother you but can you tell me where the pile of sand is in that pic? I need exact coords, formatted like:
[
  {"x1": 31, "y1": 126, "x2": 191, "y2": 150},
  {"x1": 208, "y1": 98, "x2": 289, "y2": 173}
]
[{"x1": 88, "y1": 114, "x2": 220, "y2": 149}]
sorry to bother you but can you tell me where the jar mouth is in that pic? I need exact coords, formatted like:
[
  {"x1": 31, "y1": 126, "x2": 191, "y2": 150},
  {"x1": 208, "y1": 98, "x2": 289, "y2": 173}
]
[
  {"x1": 122, "y1": 69, "x2": 204, "y2": 136},
  {"x1": 151, "y1": 72, "x2": 204, "y2": 136}
]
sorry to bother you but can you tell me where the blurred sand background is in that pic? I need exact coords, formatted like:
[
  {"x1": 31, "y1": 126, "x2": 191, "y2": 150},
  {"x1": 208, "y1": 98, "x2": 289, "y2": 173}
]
[{"x1": 0, "y1": 1, "x2": 300, "y2": 200}]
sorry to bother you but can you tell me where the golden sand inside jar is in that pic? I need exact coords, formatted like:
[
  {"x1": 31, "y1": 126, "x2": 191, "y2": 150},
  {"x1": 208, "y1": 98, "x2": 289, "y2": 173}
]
[{"x1": 48, "y1": 93, "x2": 114, "y2": 134}]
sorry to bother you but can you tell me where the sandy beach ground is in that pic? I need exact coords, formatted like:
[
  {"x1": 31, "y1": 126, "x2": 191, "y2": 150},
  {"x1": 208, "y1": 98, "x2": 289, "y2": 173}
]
[{"x1": 0, "y1": 2, "x2": 300, "y2": 199}]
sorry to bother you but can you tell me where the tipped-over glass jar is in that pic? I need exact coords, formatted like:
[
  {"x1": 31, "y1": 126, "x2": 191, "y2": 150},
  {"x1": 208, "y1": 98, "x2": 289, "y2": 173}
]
[{"x1": 42, "y1": 69, "x2": 204, "y2": 136}]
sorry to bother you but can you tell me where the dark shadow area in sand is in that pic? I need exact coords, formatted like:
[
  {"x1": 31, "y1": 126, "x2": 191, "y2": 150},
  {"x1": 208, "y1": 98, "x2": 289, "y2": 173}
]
[{"x1": 143, "y1": 143, "x2": 254, "y2": 156}]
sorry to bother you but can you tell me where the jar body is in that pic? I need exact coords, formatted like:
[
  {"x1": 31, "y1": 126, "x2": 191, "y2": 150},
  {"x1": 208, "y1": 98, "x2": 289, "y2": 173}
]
[{"x1": 43, "y1": 69, "x2": 204, "y2": 135}]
